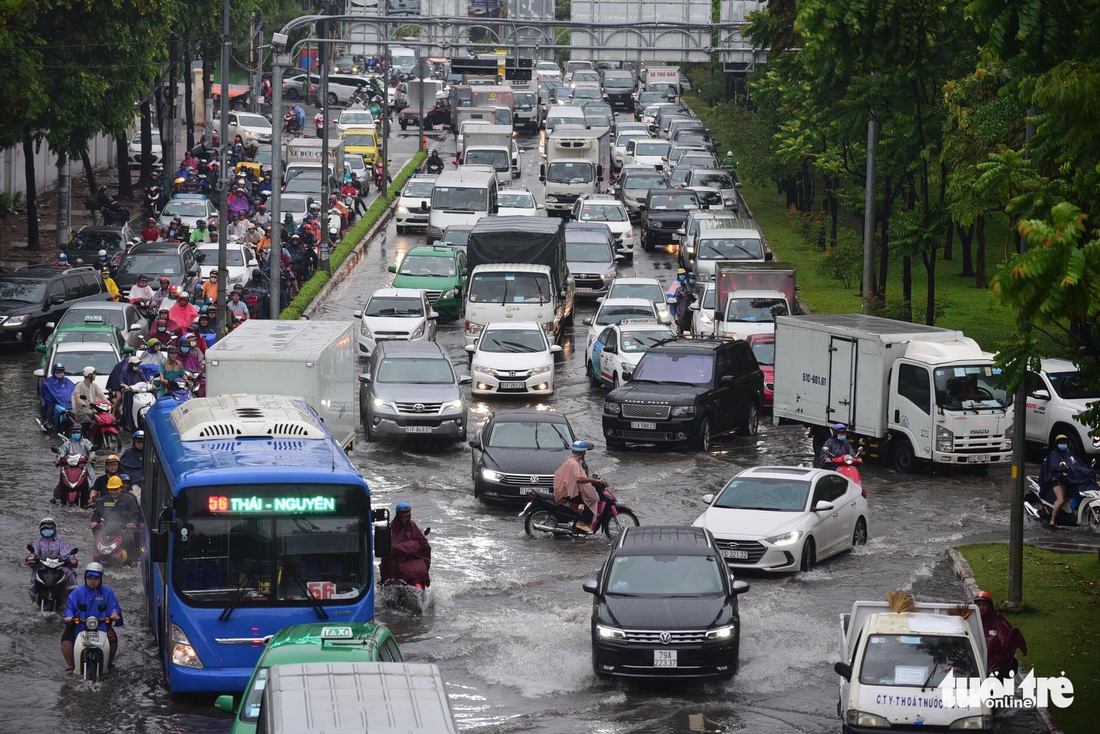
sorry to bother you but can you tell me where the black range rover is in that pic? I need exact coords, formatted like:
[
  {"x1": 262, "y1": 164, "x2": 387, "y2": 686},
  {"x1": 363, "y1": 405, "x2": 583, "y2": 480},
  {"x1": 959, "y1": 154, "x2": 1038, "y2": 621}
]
[{"x1": 602, "y1": 338, "x2": 764, "y2": 451}]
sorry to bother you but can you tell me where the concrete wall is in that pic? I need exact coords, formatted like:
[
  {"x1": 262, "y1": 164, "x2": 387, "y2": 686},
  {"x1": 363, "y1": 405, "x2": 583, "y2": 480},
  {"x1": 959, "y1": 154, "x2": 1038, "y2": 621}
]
[{"x1": 0, "y1": 131, "x2": 119, "y2": 201}]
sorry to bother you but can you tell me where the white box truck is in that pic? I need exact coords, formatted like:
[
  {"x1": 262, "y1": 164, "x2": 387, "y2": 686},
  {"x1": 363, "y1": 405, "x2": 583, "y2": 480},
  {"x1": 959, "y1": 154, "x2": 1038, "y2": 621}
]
[
  {"x1": 460, "y1": 123, "x2": 514, "y2": 184},
  {"x1": 834, "y1": 595, "x2": 991, "y2": 733},
  {"x1": 772, "y1": 314, "x2": 1013, "y2": 472},
  {"x1": 540, "y1": 126, "x2": 611, "y2": 215},
  {"x1": 204, "y1": 320, "x2": 356, "y2": 450},
  {"x1": 260, "y1": 661, "x2": 458, "y2": 734},
  {"x1": 711, "y1": 261, "x2": 797, "y2": 340}
]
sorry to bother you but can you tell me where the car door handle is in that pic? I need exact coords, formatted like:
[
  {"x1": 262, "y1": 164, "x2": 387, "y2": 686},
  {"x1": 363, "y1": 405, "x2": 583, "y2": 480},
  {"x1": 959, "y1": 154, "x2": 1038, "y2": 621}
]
[{"x1": 831, "y1": 513, "x2": 839, "y2": 518}]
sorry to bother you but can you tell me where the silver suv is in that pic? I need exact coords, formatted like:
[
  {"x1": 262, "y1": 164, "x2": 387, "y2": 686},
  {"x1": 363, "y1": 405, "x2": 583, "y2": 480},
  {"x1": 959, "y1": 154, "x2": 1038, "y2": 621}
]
[{"x1": 360, "y1": 341, "x2": 470, "y2": 443}]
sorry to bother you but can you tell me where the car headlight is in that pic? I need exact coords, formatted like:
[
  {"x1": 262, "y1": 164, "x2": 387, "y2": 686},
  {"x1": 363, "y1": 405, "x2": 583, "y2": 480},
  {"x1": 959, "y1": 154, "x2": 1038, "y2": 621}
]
[
  {"x1": 473, "y1": 363, "x2": 493, "y2": 375},
  {"x1": 670, "y1": 405, "x2": 696, "y2": 418},
  {"x1": 4, "y1": 314, "x2": 28, "y2": 327},
  {"x1": 531, "y1": 364, "x2": 552, "y2": 376},
  {"x1": 950, "y1": 715, "x2": 993, "y2": 730},
  {"x1": 411, "y1": 323, "x2": 425, "y2": 339},
  {"x1": 360, "y1": 321, "x2": 372, "y2": 337},
  {"x1": 627, "y1": 229, "x2": 635, "y2": 239},
  {"x1": 169, "y1": 623, "x2": 204, "y2": 669},
  {"x1": 936, "y1": 424, "x2": 954, "y2": 453},
  {"x1": 600, "y1": 271, "x2": 614, "y2": 280},
  {"x1": 699, "y1": 311, "x2": 713, "y2": 325},
  {"x1": 442, "y1": 399, "x2": 463, "y2": 411},
  {"x1": 441, "y1": 288, "x2": 456, "y2": 300},
  {"x1": 396, "y1": 206, "x2": 408, "y2": 214},
  {"x1": 371, "y1": 397, "x2": 395, "y2": 411},
  {"x1": 481, "y1": 468, "x2": 505, "y2": 482},
  {"x1": 846, "y1": 711, "x2": 890, "y2": 728},
  {"x1": 604, "y1": 402, "x2": 621, "y2": 415},
  {"x1": 765, "y1": 530, "x2": 803, "y2": 546},
  {"x1": 705, "y1": 624, "x2": 735, "y2": 640},
  {"x1": 596, "y1": 624, "x2": 625, "y2": 640}
]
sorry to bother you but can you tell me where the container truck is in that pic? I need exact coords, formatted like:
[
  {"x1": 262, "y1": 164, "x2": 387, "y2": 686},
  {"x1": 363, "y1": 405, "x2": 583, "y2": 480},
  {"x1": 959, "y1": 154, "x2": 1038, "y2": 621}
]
[
  {"x1": 204, "y1": 320, "x2": 356, "y2": 450},
  {"x1": 286, "y1": 138, "x2": 345, "y2": 182},
  {"x1": 463, "y1": 216, "x2": 574, "y2": 346},
  {"x1": 642, "y1": 66, "x2": 681, "y2": 94},
  {"x1": 772, "y1": 314, "x2": 1013, "y2": 472},
  {"x1": 710, "y1": 261, "x2": 797, "y2": 340},
  {"x1": 540, "y1": 126, "x2": 611, "y2": 216},
  {"x1": 834, "y1": 594, "x2": 991, "y2": 733},
  {"x1": 460, "y1": 123, "x2": 515, "y2": 184}
]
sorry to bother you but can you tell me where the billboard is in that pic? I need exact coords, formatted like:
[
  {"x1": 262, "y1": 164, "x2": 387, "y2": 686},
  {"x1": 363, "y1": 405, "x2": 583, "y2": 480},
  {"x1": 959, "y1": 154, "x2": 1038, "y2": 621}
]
[
  {"x1": 570, "y1": 0, "x2": 712, "y2": 62},
  {"x1": 718, "y1": 1, "x2": 766, "y2": 69}
]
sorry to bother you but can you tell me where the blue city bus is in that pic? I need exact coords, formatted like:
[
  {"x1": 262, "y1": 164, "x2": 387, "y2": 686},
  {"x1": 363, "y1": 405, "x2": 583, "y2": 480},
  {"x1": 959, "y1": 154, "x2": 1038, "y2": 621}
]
[{"x1": 140, "y1": 394, "x2": 391, "y2": 694}]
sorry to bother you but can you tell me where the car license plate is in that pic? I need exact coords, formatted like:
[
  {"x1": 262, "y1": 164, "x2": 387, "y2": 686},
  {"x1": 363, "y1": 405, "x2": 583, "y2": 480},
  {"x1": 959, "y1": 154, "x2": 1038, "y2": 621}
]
[
  {"x1": 520, "y1": 487, "x2": 540, "y2": 495},
  {"x1": 966, "y1": 454, "x2": 990, "y2": 463},
  {"x1": 631, "y1": 421, "x2": 657, "y2": 430},
  {"x1": 405, "y1": 426, "x2": 432, "y2": 433},
  {"x1": 721, "y1": 549, "x2": 749, "y2": 560},
  {"x1": 500, "y1": 381, "x2": 526, "y2": 389},
  {"x1": 654, "y1": 650, "x2": 677, "y2": 667}
]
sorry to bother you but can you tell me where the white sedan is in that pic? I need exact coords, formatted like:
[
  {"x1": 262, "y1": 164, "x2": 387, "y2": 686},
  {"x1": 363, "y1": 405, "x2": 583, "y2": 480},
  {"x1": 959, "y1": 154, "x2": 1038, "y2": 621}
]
[
  {"x1": 692, "y1": 466, "x2": 869, "y2": 573},
  {"x1": 194, "y1": 243, "x2": 259, "y2": 290},
  {"x1": 225, "y1": 111, "x2": 273, "y2": 148},
  {"x1": 465, "y1": 321, "x2": 562, "y2": 396},
  {"x1": 353, "y1": 288, "x2": 437, "y2": 357},
  {"x1": 497, "y1": 188, "x2": 542, "y2": 217},
  {"x1": 605, "y1": 277, "x2": 673, "y2": 325},
  {"x1": 587, "y1": 320, "x2": 675, "y2": 389},
  {"x1": 583, "y1": 297, "x2": 662, "y2": 365},
  {"x1": 395, "y1": 176, "x2": 436, "y2": 234},
  {"x1": 336, "y1": 108, "x2": 377, "y2": 133}
]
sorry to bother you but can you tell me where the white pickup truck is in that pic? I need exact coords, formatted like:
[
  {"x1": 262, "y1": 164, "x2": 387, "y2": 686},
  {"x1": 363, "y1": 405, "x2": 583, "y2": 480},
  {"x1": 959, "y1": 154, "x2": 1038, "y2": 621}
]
[{"x1": 1024, "y1": 357, "x2": 1100, "y2": 456}]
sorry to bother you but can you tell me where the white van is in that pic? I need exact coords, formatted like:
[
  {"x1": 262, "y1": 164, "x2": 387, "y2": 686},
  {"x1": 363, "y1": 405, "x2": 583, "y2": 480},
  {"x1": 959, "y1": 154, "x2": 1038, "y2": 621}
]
[
  {"x1": 427, "y1": 167, "x2": 499, "y2": 244},
  {"x1": 390, "y1": 46, "x2": 417, "y2": 76}
]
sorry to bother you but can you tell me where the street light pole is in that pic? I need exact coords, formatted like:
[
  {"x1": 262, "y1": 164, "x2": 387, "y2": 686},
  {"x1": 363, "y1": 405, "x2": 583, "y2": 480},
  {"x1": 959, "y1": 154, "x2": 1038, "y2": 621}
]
[
  {"x1": 319, "y1": 10, "x2": 332, "y2": 272},
  {"x1": 216, "y1": 0, "x2": 230, "y2": 337},
  {"x1": 269, "y1": 56, "x2": 286, "y2": 319},
  {"x1": 381, "y1": 42, "x2": 390, "y2": 197},
  {"x1": 861, "y1": 114, "x2": 878, "y2": 314}
]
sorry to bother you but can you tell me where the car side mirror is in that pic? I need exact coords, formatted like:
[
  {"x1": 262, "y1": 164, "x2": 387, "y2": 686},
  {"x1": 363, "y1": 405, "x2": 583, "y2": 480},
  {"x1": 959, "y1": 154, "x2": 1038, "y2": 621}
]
[
  {"x1": 468, "y1": 438, "x2": 482, "y2": 450},
  {"x1": 214, "y1": 695, "x2": 236, "y2": 714},
  {"x1": 550, "y1": 344, "x2": 562, "y2": 354},
  {"x1": 1031, "y1": 388, "x2": 1051, "y2": 400},
  {"x1": 129, "y1": 324, "x2": 142, "y2": 332},
  {"x1": 582, "y1": 318, "x2": 592, "y2": 325},
  {"x1": 701, "y1": 493, "x2": 714, "y2": 504},
  {"x1": 149, "y1": 528, "x2": 169, "y2": 563},
  {"x1": 50, "y1": 294, "x2": 66, "y2": 305},
  {"x1": 731, "y1": 579, "x2": 750, "y2": 595},
  {"x1": 603, "y1": 344, "x2": 617, "y2": 355},
  {"x1": 353, "y1": 310, "x2": 363, "y2": 318},
  {"x1": 638, "y1": 204, "x2": 647, "y2": 212},
  {"x1": 814, "y1": 500, "x2": 835, "y2": 512},
  {"x1": 45, "y1": 321, "x2": 56, "y2": 330},
  {"x1": 582, "y1": 579, "x2": 598, "y2": 595},
  {"x1": 428, "y1": 310, "x2": 439, "y2": 319},
  {"x1": 614, "y1": 255, "x2": 625, "y2": 263},
  {"x1": 458, "y1": 375, "x2": 472, "y2": 385},
  {"x1": 35, "y1": 344, "x2": 47, "y2": 354},
  {"x1": 387, "y1": 265, "x2": 396, "y2": 273},
  {"x1": 358, "y1": 372, "x2": 372, "y2": 383},
  {"x1": 720, "y1": 374, "x2": 734, "y2": 384},
  {"x1": 765, "y1": 252, "x2": 774, "y2": 261},
  {"x1": 420, "y1": 201, "x2": 428, "y2": 211},
  {"x1": 834, "y1": 661, "x2": 852, "y2": 681},
  {"x1": 33, "y1": 368, "x2": 45, "y2": 377},
  {"x1": 675, "y1": 228, "x2": 686, "y2": 236}
]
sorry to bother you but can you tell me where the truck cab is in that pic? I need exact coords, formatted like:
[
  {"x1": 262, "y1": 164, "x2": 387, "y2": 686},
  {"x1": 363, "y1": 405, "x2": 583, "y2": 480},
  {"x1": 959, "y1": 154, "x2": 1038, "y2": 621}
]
[{"x1": 835, "y1": 599, "x2": 990, "y2": 733}]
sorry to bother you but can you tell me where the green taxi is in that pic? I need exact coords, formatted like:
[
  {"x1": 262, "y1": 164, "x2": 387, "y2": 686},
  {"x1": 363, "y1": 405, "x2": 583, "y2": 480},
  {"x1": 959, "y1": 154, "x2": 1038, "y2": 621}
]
[
  {"x1": 215, "y1": 622, "x2": 403, "y2": 733},
  {"x1": 387, "y1": 245, "x2": 468, "y2": 319},
  {"x1": 33, "y1": 318, "x2": 131, "y2": 385}
]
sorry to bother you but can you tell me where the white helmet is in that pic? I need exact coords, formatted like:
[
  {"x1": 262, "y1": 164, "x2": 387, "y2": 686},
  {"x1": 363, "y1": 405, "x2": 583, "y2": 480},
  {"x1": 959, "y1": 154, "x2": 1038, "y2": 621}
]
[
  {"x1": 82, "y1": 365, "x2": 96, "y2": 377},
  {"x1": 97, "y1": 249, "x2": 107, "y2": 257},
  {"x1": 84, "y1": 561, "x2": 105, "y2": 579}
]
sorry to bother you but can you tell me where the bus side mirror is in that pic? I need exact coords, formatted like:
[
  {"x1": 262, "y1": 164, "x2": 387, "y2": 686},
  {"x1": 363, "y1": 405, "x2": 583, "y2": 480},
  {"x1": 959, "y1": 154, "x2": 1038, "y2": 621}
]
[
  {"x1": 372, "y1": 508, "x2": 392, "y2": 557},
  {"x1": 149, "y1": 529, "x2": 169, "y2": 563}
]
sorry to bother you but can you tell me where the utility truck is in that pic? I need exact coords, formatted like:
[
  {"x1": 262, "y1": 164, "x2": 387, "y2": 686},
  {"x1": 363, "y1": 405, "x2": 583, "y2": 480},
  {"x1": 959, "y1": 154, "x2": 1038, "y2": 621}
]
[
  {"x1": 773, "y1": 314, "x2": 1013, "y2": 472},
  {"x1": 709, "y1": 262, "x2": 796, "y2": 340},
  {"x1": 540, "y1": 126, "x2": 611, "y2": 216},
  {"x1": 286, "y1": 138, "x2": 345, "y2": 182},
  {"x1": 461, "y1": 123, "x2": 515, "y2": 184}
]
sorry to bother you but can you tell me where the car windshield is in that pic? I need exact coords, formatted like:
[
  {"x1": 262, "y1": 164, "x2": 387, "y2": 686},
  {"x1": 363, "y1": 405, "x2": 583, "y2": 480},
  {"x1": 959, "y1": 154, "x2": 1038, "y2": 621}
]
[
  {"x1": 432, "y1": 186, "x2": 488, "y2": 212},
  {"x1": 546, "y1": 162, "x2": 593, "y2": 184},
  {"x1": 133, "y1": 132, "x2": 161, "y2": 145},
  {"x1": 397, "y1": 255, "x2": 455, "y2": 277},
  {"x1": 58, "y1": 308, "x2": 123, "y2": 329},
  {"x1": 515, "y1": 92, "x2": 535, "y2": 106},
  {"x1": 634, "y1": 141, "x2": 670, "y2": 157},
  {"x1": 616, "y1": 133, "x2": 648, "y2": 148},
  {"x1": 934, "y1": 365, "x2": 1010, "y2": 409},
  {"x1": 567, "y1": 241, "x2": 613, "y2": 263},
  {"x1": 596, "y1": 305, "x2": 654, "y2": 326},
  {"x1": 365, "y1": 297, "x2": 424, "y2": 318},
  {"x1": 713, "y1": 477, "x2": 810, "y2": 511},
  {"x1": 163, "y1": 201, "x2": 208, "y2": 217},
  {"x1": 340, "y1": 110, "x2": 375, "y2": 127},
  {"x1": 698, "y1": 238, "x2": 764, "y2": 260},
  {"x1": 487, "y1": 420, "x2": 573, "y2": 449},
  {"x1": 603, "y1": 77, "x2": 633, "y2": 89},
  {"x1": 0, "y1": 280, "x2": 46, "y2": 304},
  {"x1": 69, "y1": 231, "x2": 125, "y2": 252},
  {"x1": 342, "y1": 134, "x2": 377, "y2": 148},
  {"x1": 692, "y1": 189, "x2": 722, "y2": 206},
  {"x1": 464, "y1": 149, "x2": 509, "y2": 172},
  {"x1": 579, "y1": 204, "x2": 627, "y2": 222},
  {"x1": 1046, "y1": 370, "x2": 1100, "y2": 399},
  {"x1": 57, "y1": 350, "x2": 119, "y2": 376},
  {"x1": 468, "y1": 272, "x2": 550, "y2": 304},
  {"x1": 479, "y1": 328, "x2": 546, "y2": 353},
  {"x1": 281, "y1": 197, "x2": 309, "y2": 215},
  {"x1": 376, "y1": 357, "x2": 454, "y2": 384},
  {"x1": 859, "y1": 634, "x2": 979, "y2": 688},
  {"x1": 624, "y1": 174, "x2": 665, "y2": 189},
  {"x1": 619, "y1": 329, "x2": 674, "y2": 353},
  {"x1": 546, "y1": 114, "x2": 582, "y2": 129},
  {"x1": 120, "y1": 253, "x2": 181, "y2": 276},
  {"x1": 235, "y1": 113, "x2": 268, "y2": 128},
  {"x1": 609, "y1": 282, "x2": 663, "y2": 304},
  {"x1": 605, "y1": 554, "x2": 725, "y2": 595},
  {"x1": 282, "y1": 179, "x2": 320, "y2": 194},
  {"x1": 197, "y1": 249, "x2": 247, "y2": 267},
  {"x1": 632, "y1": 352, "x2": 714, "y2": 385},
  {"x1": 701, "y1": 286, "x2": 715, "y2": 309},
  {"x1": 751, "y1": 340, "x2": 775, "y2": 366},
  {"x1": 585, "y1": 113, "x2": 611, "y2": 128},
  {"x1": 499, "y1": 193, "x2": 535, "y2": 209},
  {"x1": 54, "y1": 329, "x2": 117, "y2": 346},
  {"x1": 725, "y1": 297, "x2": 789, "y2": 323},
  {"x1": 441, "y1": 229, "x2": 472, "y2": 247},
  {"x1": 403, "y1": 181, "x2": 435, "y2": 198},
  {"x1": 648, "y1": 194, "x2": 696, "y2": 210}
]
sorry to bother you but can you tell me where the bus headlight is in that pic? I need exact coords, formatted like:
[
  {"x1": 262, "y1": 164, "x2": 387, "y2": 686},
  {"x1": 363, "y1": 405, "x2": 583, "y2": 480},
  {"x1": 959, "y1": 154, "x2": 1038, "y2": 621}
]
[{"x1": 169, "y1": 623, "x2": 204, "y2": 669}]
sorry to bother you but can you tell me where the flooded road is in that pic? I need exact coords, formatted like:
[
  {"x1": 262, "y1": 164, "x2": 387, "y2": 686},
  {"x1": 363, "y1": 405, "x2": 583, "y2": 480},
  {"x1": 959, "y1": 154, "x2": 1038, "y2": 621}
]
[{"x1": 0, "y1": 122, "x2": 1059, "y2": 732}]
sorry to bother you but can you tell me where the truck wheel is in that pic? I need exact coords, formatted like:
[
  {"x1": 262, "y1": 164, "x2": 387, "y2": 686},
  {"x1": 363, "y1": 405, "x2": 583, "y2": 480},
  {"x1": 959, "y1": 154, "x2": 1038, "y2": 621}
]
[
  {"x1": 1050, "y1": 427, "x2": 1083, "y2": 458},
  {"x1": 889, "y1": 437, "x2": 916, "y2": 473}
]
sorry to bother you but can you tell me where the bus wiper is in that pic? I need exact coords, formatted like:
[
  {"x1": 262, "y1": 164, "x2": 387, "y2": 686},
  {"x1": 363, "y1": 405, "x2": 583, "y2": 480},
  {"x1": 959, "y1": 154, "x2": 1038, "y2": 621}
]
[
  {"x1": 284, "y1": 562, "x2": 329, "y2": 620},
  {"x1": 218, "y1": 563, "x2": 257, "y2": 622},
  {"x1": 501, "y1": 278, "x2": 511, "y2": 304}
]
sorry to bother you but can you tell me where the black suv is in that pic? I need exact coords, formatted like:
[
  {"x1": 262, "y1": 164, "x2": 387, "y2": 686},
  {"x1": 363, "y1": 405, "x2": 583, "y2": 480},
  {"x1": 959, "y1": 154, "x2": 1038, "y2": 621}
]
[
  {"x1": 602, "y1": 338, "x2": 764, "y2": 451},
  {"x1": 640, "y1": 188, "x2": 699, "y2": 251},
  {"x1": 583, "y1": 525, "x2": 749, "y2": 679},
  {"x1": 65, "y1": 224, "x2": 135, "y2": 270},
  {"x1": 115, "y1": 240, "x2": 201, "y2": 293},
  {"x1": 0, "y1": 266, "x2": 106, "y2": 349}
]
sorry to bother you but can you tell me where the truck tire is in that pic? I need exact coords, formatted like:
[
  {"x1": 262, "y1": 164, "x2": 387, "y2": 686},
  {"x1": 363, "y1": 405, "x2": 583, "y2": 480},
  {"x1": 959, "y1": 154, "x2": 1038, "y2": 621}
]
[
  {"x1": 810, "y1": 426, "x2": 829, "y2": 460},
  {"x1": 1050, "y1": 426, "x2": 1084, "y2": 458},
  {"x1": 889, "y1": 436, "x2": 916, "y2": 473}
]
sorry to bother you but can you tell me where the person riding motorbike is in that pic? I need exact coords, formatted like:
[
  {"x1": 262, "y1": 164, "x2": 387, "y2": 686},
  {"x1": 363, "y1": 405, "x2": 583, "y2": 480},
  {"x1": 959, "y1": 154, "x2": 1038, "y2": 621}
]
[
  {"x1": 26, "y1": 518, "x2": 78, "y2": 601},
  {"x1": 973, "y1": 590, "x2": 1027, "y2": 679},
  {"x1": 118, "y1": 431, "x2": 145, "y2": 494},
  {"x1": 40, "y1": 362, "x2": 75, "y2": 436},
  {"x1": 150, "y1": 275, "x2": 173, "y2": 311},
  {"x1": 139, "y1": 217, "x2": 160, "y2": 242},
  {"x1": 61, "y1": 562, "x2": 122, "y2": 674},
  {"x1": 90, "y1": 476, "x2": 141, "y2": 551},
  {"x1": 155, "y1": 344, "x2": 188, "y2": 398},
  {"x1": 672, "y1": 269, "x2": 699, "y2": 335},
  {"x1": 167, "y1": 291, "x2": 199, "y2": 334},
  {"x1": 127, "y1": 274, "x2": 155, "y2": 304},
  {"x1": 71, "y1": 366, "x2": 107, "y2": 434},
  {"x1": 88, "y1": 454, "x2": 123, "y2": 506},
  {"x1": 1037, "y1": 434, "x2": 1097, "y2": 527},
  {"x1": 426, "y1": 149, "x2": 444, "y2": 174},
  {"x1": 378, "y1": 502, "x2": 431, "y2": 589},
  {"x1": 100, "y1": 269, "x2": 120, "y2": 301},
  {"x1": 819, "y1": 423, "x2": 857, "y2": 468},
  {"x1": 552, "y1": 441, "x2": 607, "y2": 533},
  {"x1": 54, "y1": 424, "x2": 96, "y2": 506}
]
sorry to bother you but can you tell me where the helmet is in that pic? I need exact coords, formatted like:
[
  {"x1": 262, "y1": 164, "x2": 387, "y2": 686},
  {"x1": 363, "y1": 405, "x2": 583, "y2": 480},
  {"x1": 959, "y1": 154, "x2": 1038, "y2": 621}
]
[
  {"x1": 70, "y1": 425, "x2": 82, "y2": 436},
  {"x1": 726, "y1": 150, "x2": 733, "y2": 157},
  {"x1": 133, "y1": 430, "x2": 145, "y2": 440},
  {"x1": 197, "y1": 219, "x2": 206, "y2": 228},
  {"x1": 101, "y1": 270, "x2": 111, "y2": 278},
  {"x1": 53, "y1": 363, "x2": 65, "y2": 373},
  {"x1": 147, "y1": 217, "x2": 155, "y2": 224},
  {"x1": 974, "y1": 590, "x2": 993, "y2": 604},
  {"x1": 677, "y1": 268, "x2": 686, "y2": 276},
  {"x1": 137, "y1": 275, "x2": 148, "y2": 284},
  {"x1": 329, "y1": 194, "x2": 338, "y2": 201},
  {"x1": 687, "y1": 272, "x2": 695, "y2": 279},
  {"x1": 40, "y1": 517, "x2": 56, "y2": 530},
  {"x1": 105, "y1": 454, "x2": 120, "y2": 464},
  {"x1": 82, "y1": 366, "x2": 96, "y2": 377},
  {"x1": 168, "y1": 285, "x2": 181, "y2": 297},
  {"x1": 833, "y1": 423, "x2": 847, "y2": 431},
  {"x1": 58, "y1": 253, "x2": 68, "y2": 261},
  {"x1": 571, "y1": 440, "x2": 593, "y2": 454},
  {"x1": 84, "y1": 562, "x2": 104, "y2": 579},
  {"x1": 1055, "y1": 434, "x2": 1069, "y2": 442},
  {"x1": 160, "y1": 275, "x2": 170, "y2": 283},
  {"x1": 395, "y1": 502, "x2": 411, "y2": 514},
  {"x1": 145, "y1": 337, "x2": 159, "y2": 347},
  {"x1": 97, "y1": 249, "x2": 107, "y2": 257},
  {"x1": 106, "y1": 476, "x2": 123, "y2": 490}
]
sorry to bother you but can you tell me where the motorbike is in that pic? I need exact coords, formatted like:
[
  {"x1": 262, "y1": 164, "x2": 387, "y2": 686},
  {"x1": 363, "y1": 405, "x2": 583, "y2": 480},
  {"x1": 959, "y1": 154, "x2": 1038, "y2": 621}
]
[
  {"x1": 27, "y1": 543, "x2": 78, "y2": 613},
  {"x1": 824, "y1": 450, "x2": 865, "y2": 487},
  {"x1": 35, "y1": 404, "x2": 72, "y2": 437},
  {"x1": 93, "y1": 524, "x2": 137, "y2": 566},
  {"x1": 426, "y1": 159, "x2": 444, "y2": 175},
  {"x1": 88, "y1": 401, "x2": 120, "y2": 452},
  {"x1": 101, "y1": 200, "x2": 130, "y2": 227},
  {"x1": 54, "y1": 453, "x2": 91, "y2": 508},
  {"x1": 521, "y1": 482, "x2": 640, "y2": 539},
  {"x1": 126, "y1": 380, "x2": 157, "y2": 431},
  {"x1": 143, "y1": 185, "x2": 164, "y2": 218},
  {"x1": 1024, "y1": 467, "x2": 1100, "y2": 532},
  {"x1": 72, "y1": 604, "x2": 113, "y2": 681},
  {"x1": 379, "y1": 528, "x2": 431, "y2": 614}
]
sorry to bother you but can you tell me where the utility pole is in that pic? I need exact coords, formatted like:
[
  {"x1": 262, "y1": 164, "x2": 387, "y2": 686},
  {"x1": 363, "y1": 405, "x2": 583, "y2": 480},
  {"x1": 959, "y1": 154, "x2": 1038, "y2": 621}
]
[
  {"x1": 250, "y1": 12, "x2": 263, "y2": 114},
  {"x1": 319, "y1": 5, "x2": 332, "y2": 272},
  {"x1": 269, "y1": 46, "x2": 287, "y2": 319},
  {"x1": 381, "y1": 43, "x2": 389, "y2": 197},
  {"x1": 215, "y1": 0, "x2": 230, "y2": 337},
  {"x1": 861, "y1": 114, "x2": 878, "y2": 314},
  {"x1": 417, "y1": 48, "x2": 425, "y2": 153},
  {"x1": 57, "y1": 157, "x2": 71, "y2": 247}
]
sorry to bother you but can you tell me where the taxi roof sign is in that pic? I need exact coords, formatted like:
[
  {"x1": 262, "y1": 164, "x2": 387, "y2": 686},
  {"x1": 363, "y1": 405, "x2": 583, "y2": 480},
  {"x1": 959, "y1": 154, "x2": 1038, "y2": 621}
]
[
  {"x1": 320, "y1": 626, "x2": 354, "y2": 640},
  {"x1": 172, "y1": 193, "x2": 207, "y2": 200},
  {"x1": 83, "y1": 314, "x2": 104, "y2": 322},
  {"x1": 619, "y1": 318, "x2": 660, "y2": 325}
]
